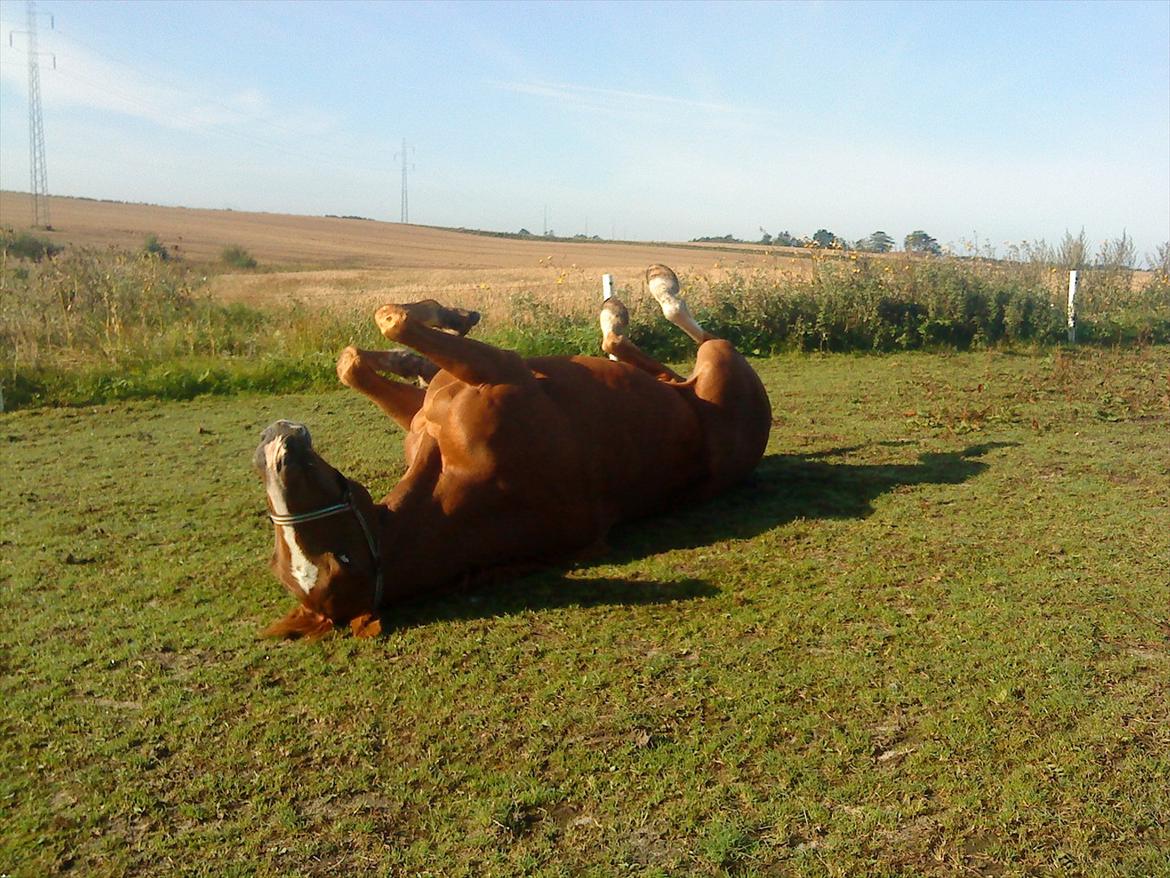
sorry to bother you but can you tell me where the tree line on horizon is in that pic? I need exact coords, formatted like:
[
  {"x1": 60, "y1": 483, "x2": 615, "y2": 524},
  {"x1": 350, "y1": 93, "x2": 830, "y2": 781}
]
[
  {"x1": 692, "y1": 227, "x2": 1167, "y2": 271},
  {"x1": 693, "y1": 228, "x2": 944, "y2": 255}
]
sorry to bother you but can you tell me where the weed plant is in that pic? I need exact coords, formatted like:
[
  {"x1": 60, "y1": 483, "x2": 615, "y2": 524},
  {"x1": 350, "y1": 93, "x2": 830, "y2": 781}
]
[{"x1": 142, "y1": 234, "x2": 170, "y2": 261}]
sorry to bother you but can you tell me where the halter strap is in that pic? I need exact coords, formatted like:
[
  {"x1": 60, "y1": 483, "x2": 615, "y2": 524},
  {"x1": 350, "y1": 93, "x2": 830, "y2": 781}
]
[
  {"x1": 268, "y1": 503, "x2": 352, "y2": 526},
  {"x1": 268, "y1": 482, "x2": 385, "y2": 612}
]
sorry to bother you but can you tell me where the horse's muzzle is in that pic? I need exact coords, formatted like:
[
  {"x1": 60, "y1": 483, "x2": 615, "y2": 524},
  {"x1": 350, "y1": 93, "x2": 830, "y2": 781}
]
[{"x1": 255, "y1": 420, "x2": 313, "y2": 472}]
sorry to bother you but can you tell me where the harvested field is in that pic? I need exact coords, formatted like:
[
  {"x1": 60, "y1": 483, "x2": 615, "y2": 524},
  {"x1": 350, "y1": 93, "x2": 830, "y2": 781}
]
[
  {"x1": 0, "y1": 190, "x2": 805, "y2": 270},
  {"x1": 0, "y1": 191, "x2": 823, "y2": 319}
]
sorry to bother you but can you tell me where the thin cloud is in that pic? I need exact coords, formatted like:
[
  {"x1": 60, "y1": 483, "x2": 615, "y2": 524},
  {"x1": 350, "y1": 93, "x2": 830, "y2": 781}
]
[
  {"x1": 0, "y1": 17, "x2": 333, "y2": 137},
  {"x1": 491, "y1": 79, "x2": 769, "y2": 119}
]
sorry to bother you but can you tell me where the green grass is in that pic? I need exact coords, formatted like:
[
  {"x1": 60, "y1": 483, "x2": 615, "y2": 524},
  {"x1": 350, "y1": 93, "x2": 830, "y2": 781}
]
[{"x1": 1, "y1": 347, "x2": 1168, "y2": 876}]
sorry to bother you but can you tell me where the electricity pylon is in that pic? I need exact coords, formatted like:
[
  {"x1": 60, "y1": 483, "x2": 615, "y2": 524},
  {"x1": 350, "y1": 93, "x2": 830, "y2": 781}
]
[
  {"x1": 395, "y1": 139, "x2": 414, "y2": 223},
  {"x1": 8, "y1": 1, "x2": 54, "y2": 227}
]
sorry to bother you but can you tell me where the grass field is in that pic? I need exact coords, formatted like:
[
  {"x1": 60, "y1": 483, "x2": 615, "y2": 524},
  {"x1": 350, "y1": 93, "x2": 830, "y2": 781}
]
[{"x1": 2, "y1": 345, "x2": 1167, "y2": 876}]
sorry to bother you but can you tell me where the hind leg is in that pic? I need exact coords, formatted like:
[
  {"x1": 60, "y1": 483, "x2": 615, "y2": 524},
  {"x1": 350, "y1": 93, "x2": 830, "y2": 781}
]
[
  {"x1": 336, "y1": 346, "x2": 426, "y2": 429},
  {"x1": 598, "y1": 297, "x2": 683, "y2": 382},
  {"x1": 375, "y1": 303, "x2": 531, "y2": 386},
  {"x1": 646, "y1": 264, "x2": 715, "y2": 345},
  {"x1": 688, "y1": 339, "x2": 772, "y2": 495}
]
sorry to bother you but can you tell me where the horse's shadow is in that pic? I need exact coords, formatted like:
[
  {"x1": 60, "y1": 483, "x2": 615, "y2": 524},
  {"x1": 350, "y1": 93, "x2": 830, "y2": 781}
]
[
  {"x1": 384, "y1": 441, "x2": 1016, "y2": 631},
  {"x1": 607, "y1": 440, "x2": 1018, "y2": 559}
]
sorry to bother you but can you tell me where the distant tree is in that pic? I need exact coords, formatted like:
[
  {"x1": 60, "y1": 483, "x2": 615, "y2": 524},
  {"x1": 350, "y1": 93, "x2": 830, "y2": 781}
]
[
  {"x1": 812, "y1": 229, "x2": 838, "y2": 248},
  {"x1": 517, "y1": 228, "x2": 532, "y2": 237},
  {"x1": 865, "y1": 230, "x2": 894, "y2": 253},
  {"x1": 771, "y1": 230, "x2": 802, "y2": 247},
  {"x1": 691, "y1": 234, "x2": 743, "y2": 243},
  {"x1": 758, "y1": 227, "x2": 773, "y2": 245},
  {"x1": 904, "y1": 230, "x2": 941, "y2": 255}
]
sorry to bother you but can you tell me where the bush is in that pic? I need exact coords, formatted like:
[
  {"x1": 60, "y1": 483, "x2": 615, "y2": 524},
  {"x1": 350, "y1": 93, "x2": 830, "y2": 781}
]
[
  {"x1": 1, "y1": 229, "x2": 62, "y2": 262},
  {"x1": 655, "y1": 257, "x2": 1070, "y2": 355},
  {"x1": 143, "y1": 234, "x2": 170, "y2": 261},
  {"x1": 221, "y1": 245, "x2": 257, "y2": 269},
  {"x1": 493, "y1": 292, "x2": 599, "y2": 357},
  {"x1": 0, "y1": 246, "x2": 392, "y2": 407},
  {"x1": 1, "y1": 246, "x2": 200, "y2": 366}
]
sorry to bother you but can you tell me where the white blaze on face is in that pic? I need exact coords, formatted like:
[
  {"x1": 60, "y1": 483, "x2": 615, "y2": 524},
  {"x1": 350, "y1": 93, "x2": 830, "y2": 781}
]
[{"x1": 264, "y1": 436, "x2": 320, "y2": 595}]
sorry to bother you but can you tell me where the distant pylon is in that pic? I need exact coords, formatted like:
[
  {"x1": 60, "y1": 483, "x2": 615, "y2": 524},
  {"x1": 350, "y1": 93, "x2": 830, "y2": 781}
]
[
  {"x1": 25, "y1": 0, "x2": 50, "y2": 228},
  {"x1": 394, "y1": 139, "x2": 414, "y2": 223}
]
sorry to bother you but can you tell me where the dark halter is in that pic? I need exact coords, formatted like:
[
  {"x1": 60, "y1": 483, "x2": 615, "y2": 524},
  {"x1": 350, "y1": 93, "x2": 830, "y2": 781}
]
[{"x1": 268, "y1": 481, "x2": 384, "y2": 612}]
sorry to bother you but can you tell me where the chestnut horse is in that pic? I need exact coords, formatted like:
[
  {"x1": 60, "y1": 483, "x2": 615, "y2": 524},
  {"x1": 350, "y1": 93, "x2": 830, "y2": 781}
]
[{"x1": 254, "y1": 265, "x2": 770, "y2": 638}]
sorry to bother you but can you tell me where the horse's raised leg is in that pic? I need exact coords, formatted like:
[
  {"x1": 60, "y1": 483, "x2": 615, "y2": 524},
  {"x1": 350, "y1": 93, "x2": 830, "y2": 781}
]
[
  {"x1": 599, "y1": 297, "x2": 683, "y2": 382},
  {"x1": 336, "y1": 346, "x2": 426, "y2": 429},
  {"x1": 646, "y1": 264, "x2": 715, "y2": 345},
  {"x1": 375, "y1": 303, "x2": 531, "y2": 386},
  {"x1": 687, "y1": 338, "x2": 772, "y2": 496},
  {"x1": 360, "y1": 348, "x2": 440, "y2": 385},
  {"x1": 389, "y1": 299, "x2": 481, "y2": 337}
]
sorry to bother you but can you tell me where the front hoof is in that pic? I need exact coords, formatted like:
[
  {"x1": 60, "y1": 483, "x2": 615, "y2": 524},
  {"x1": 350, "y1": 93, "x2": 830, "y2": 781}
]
[
  {"x1": 336, "y1": 345, "x2": 364, "y2": 387},
  {"x1": 453, "y1": 309, "x2": 480, "y2": 336},
  {"x1": 374, "y1": 304, "x2": 409, "y2": 340}
]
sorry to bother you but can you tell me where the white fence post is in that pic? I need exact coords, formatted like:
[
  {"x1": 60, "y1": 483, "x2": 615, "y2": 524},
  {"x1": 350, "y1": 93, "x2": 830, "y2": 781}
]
[
  {"x1": 1067, "y1": 270, "x2": 1078, "y2": 344},
  {"x1": 601, "y1": 274, "x2": 618, "y2": 360}
]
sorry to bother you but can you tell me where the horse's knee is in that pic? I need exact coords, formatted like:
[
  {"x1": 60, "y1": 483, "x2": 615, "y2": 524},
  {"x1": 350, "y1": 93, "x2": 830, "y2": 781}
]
[
  {"x1": 374, "y1": 305, "x2": 409, "y2": 341},
  {"x1": 690, "y1": 340, "x2": 772, "y2": 481},
  {"x1": 336, "y1": 345, "x2": 365, "y2": 387}
]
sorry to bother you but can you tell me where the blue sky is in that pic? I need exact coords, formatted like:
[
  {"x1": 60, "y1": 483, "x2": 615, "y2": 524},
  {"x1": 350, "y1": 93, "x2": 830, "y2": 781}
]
[{"x1": 1, "y1": 0, "x2": 1167, "y2": 257}]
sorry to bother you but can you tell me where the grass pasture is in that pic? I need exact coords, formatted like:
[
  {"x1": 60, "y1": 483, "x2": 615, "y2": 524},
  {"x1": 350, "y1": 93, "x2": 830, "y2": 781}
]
[{"x1": 2, "y1": 346, "x2": 1168, "y2": 876}]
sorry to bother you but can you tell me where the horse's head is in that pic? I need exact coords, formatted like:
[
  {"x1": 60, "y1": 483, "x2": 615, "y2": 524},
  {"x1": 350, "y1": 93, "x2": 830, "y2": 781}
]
[{"x1": 254, "y1": 420, "x2": 384, "y2": 638}]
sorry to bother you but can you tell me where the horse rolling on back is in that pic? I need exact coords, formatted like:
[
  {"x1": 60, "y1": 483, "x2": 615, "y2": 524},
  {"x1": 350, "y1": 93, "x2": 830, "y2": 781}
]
[{"x1": 254, "y1": 265, "x2": 771, "y2": 638}]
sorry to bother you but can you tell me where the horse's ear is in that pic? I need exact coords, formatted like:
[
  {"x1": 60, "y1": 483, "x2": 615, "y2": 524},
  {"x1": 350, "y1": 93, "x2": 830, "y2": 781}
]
[
  {"x1": 349, "y1": 613, "x2": 383, "y2": 639},
  {"x1": 261, "y1": 604, "x2": 334, "y2": 640}
]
